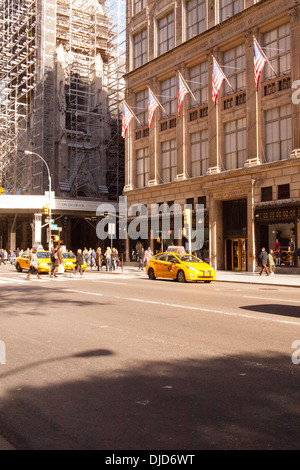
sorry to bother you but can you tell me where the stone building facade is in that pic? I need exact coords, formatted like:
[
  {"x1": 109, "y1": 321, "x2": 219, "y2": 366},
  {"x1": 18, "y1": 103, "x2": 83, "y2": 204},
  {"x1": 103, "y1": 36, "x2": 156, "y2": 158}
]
[{"x1": 123, "y1": 0, "x2": 300, "y2": 271}]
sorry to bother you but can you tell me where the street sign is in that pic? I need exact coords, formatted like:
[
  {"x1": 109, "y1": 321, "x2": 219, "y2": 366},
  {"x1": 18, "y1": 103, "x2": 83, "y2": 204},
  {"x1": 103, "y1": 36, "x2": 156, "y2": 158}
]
[
  {"x1": 108, "y1": 223, "x2": 116, "y2": 235},
  {"x1": 51, "y1": 224, "x2": 59, "y2": 230},
  {"x1": 45, "y1": 218, "x2": 54, "y2": 223}
]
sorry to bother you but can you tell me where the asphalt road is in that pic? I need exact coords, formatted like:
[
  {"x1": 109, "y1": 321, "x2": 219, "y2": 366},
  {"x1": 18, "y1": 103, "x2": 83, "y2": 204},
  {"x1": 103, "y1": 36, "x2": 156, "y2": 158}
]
[{"x1": 0, "y1": 266, "x2": 300, "y2": 450}]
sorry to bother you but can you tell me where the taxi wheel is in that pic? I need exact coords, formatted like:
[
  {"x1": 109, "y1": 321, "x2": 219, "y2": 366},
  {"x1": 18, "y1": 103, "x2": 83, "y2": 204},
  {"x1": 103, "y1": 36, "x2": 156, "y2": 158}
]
[
  {"x1": 148, "y1": 268, "x2": 156, "y2": 280},
  {"x1": 176, "y1": 270, "x2": 186, "y2": 283},
  {"x1": 204, "y1": 280, "x2": 211, "y2": 283},
  {"x1": 16, "y1": 263, "x2": 22, "y2": 272}
]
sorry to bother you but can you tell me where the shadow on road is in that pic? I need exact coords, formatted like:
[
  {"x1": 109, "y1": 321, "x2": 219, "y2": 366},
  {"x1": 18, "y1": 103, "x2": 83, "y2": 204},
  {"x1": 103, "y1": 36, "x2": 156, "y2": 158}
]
[
  {"x1": 241, "y1": 304, "x2": 300, "y2": 318},
  {"x1": 0, "y1": 352, "x2": 299, "y2": 450},
  {"x1": 0, "y1": 284, "x2": 111, "y2": 316}
]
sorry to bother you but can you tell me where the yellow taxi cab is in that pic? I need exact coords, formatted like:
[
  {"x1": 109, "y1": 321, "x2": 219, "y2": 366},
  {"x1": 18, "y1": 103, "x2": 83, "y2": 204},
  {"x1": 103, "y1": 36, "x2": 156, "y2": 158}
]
[
  {"x1": 15, "y1": 250, "x2": 52, "y2": 273},
  {"x1": 146, "y1": 249, "x2": 216, "y2": 283},
  {"x1": 62, "y1": 252, "x2": 87, "y2": 272}
]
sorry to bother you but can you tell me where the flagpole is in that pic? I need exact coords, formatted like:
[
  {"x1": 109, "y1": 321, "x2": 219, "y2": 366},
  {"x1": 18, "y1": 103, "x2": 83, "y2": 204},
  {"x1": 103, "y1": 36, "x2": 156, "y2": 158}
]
[
  {"x1": 253, "y1": 37, "x2": 276, "y2": 76},
  {"x1": 256, "y1": 88, "x2": 259, "y2": 163},
  {"x1": 216, "y1": 98, "x2": 219, "y2": 170},
  {"x1": 178, "y1": 71, "x2": 198, "y2": 105}
]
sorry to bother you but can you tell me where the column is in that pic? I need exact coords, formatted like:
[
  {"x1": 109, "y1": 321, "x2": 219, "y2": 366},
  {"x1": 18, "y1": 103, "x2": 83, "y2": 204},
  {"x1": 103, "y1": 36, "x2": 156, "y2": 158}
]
[
  {"x1": 148, "y1": 78, "x2": 159, "y2": 185},
  {"x1": 244, "y1": 29, "x2": 262, "y2": 167},
  {"x1": 207, "y1": 53, "x2": 222, "y2": 174},
  {"x1": 247, "y1": 182, "x2": 256, "y2": 272},
  {"x1": 175, "y1": 66, "x2": 188, "y2": 180},
  {"x1": 290, "y1": 7, "x2": 300, "y2": 151}
]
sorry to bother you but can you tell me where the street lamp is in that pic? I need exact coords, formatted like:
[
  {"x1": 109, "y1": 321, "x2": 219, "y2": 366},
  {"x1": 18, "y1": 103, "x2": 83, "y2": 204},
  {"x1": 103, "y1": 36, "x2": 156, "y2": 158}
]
[{"x1": 24, "y1": 150, "x2": 52, "y2": 251}]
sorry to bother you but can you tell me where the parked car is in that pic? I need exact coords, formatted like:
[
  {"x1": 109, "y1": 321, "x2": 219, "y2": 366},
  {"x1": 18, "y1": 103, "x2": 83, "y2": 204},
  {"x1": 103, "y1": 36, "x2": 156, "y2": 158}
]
[{"x1": 146, "y1": 251, "x2": 216, "y2": 283}]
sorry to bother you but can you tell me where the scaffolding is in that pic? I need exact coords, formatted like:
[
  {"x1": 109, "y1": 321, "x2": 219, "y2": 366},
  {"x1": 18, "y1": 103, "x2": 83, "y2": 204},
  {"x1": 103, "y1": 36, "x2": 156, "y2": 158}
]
[
  {"x1": 0, "y1": 0, "x2": 38, "y2": 194},
  {"x1": 105, "y1": 0, "x2": 126, "y2": 200},
  {"x1": 0, "y1": 0, "x2": 125, "y2": 199}
]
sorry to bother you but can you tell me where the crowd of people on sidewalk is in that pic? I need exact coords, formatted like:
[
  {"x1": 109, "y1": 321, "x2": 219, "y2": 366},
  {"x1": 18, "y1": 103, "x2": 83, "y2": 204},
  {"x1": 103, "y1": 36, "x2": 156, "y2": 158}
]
[{"x1": 0, "y1": 248, "x2": 20, "y2": 265}]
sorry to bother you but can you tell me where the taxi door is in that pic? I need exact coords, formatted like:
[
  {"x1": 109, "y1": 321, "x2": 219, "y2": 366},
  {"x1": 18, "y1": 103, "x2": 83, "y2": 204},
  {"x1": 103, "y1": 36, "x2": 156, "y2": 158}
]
[
  {"x1": 22, "y1": 252, "x2": 31, "y2": 271},
  {"x1": 164, "y1": 254, "x2": 178, "y2": 279}
]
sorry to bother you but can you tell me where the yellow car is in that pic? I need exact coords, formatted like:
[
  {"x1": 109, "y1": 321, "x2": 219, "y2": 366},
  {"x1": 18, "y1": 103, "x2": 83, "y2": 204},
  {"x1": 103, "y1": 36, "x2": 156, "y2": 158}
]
[
  {"x1": 146, "y1": 251, "x2": 216, "y2": 283},
  {"x1": 62, "y1": 252, "x2": 87, "y2": 272},
  {"x1": 15, "y1": 251, "x2": 52, "y2": 273}
]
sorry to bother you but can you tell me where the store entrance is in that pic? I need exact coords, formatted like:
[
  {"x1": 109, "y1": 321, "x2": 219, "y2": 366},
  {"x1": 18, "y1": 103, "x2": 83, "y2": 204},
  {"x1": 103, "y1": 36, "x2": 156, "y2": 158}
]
[{"x1": 225, "y1": 238, "x2": 247, "y2": 271}]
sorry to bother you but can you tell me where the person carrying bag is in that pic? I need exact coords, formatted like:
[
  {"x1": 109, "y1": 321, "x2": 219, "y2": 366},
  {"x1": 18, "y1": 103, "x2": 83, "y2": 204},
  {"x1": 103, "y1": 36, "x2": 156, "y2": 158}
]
[{"x1": 26, "y1": 248, "x2": 42, "y2": 280}]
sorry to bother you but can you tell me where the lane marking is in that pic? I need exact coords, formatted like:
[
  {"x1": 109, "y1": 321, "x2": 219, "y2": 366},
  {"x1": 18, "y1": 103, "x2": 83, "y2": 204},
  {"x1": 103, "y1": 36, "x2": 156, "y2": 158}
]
[
  {"x1": 243, "y1": 295, "x2": 300, "y2": 305},
  {"x1": 63, "y1": 289, "x2": 103, "y2": 297},
  {"x1": 56, "y1": 289, "x2": 300, "y2": 327}
]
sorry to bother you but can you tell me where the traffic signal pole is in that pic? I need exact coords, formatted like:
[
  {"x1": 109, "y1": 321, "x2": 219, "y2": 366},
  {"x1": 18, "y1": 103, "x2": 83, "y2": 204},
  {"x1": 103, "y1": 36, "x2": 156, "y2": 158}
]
[
  {"x1": 25, "y1": 150, "x2": 52, "y2": 251},
  {"x1": 183, "y1": 209, "x2": 192, "y2": 254}
]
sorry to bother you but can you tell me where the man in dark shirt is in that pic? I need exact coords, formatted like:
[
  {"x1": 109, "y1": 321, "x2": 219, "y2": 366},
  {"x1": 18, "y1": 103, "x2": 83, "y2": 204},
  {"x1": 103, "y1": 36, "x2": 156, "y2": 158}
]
[{"x1": 259, "y1": 247, "x2": 270, "y2": 276}]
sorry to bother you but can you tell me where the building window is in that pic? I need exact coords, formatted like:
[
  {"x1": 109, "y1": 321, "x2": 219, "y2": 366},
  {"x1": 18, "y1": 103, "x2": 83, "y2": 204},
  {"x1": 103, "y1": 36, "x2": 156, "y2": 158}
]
[
  {"x1": 278, "y1": 184, "x2": 290, "y2": 200},
  {"x1": 186, "y1": 0, "x2": 206, "y2": 40},
  {"x1": 263, "y1": 23, "x2": 290, "y2": 80},
  {"x1": 190, "y1": 129, "x2": 208, "y2": 176},
  {"x1": 224, "y1": 118, "x2": 246, "y2": 170},
  {"x1": 136, "y1": 148, "x2": 149, "y2": 188},
  {"x1": 223, "y1": 44, "x2": 245, "y2": 95},
  {"x1": 133, "y1": 29, "x2": 147, "y2": 68},
  {"x1": 135, "y1": 89, "x2": 148, "y2": 128},
  {"x1": 189, "y1": 61, "x2": 208, "y2": 106},
  {"x1": 186, "y1": 198, "x2": 195, "y2": 209},
  {"x1": 261, "y1": 186, "x2": 273, "y2": 202},
  {"x1": 197, "y1": 196, "x2": 206, "y2": 208},
  {"x1": 265, "y1": 104, "x2": 292, "y2": 162},
  {"x1": 160, "y1": 76, "x2": 177, "y2": 117},
  {"x1": 161, "y1": 139, "x2": 177, "y2": 183},
  {"x1": 133, "y1": 0, "x2": 147, "y2": 15},
  {"x1": 219, "y1": 0, "x2": 244, "y2": 22},
  {"x1": 158, "y1": 12, "x2": 174, "y2": 56}
]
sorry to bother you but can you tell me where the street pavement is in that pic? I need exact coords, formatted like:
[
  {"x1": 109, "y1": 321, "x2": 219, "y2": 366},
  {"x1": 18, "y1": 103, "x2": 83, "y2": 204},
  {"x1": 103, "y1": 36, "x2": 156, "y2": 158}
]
[{"x1": 0, "y1": 262, "x2": 298, "y2": 450}]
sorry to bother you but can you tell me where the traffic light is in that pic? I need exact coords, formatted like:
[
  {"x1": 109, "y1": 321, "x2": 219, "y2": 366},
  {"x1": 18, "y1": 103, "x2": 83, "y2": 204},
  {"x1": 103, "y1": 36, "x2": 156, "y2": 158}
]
[
  {"x1": 183, "y1": 208, "x2": 191, "y2": 226},
  {"x1": 53, "y1": 235, "x2": 59, "y2": 242},
  {"x1": 43, "y1": 205, "x2": 49, "y2": 215}
]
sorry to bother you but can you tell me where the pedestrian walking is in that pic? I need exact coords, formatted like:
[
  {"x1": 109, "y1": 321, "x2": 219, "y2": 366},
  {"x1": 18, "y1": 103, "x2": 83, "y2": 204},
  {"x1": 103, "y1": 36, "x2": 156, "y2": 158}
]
[
  {"x1": 259, "y1": 247, "x2": 270, "y2": 276},
  {"x1": 73, "y1": 249, "x2": 84, "y2": 277},
  {"x1": 51, "y1": 246, "x2": 63, "y2": 277},
  {"x1": 138, "y1": 245, "x2": 145, "y2": 270},
  {"x1": 95, "y1": 247, "x2": 103, "y2": 271},
  {"x1": 268, "y1": 249, "x2": 276, "y2": 275},
  {"x1": 26, "y1": 248, "x2": 42, "y2": 280},
  {"x1": 144, "y1": 246, "x2": 153, "y2": 266},
  {"x1": 112, "y1": 247, "x2": 119, "y2": 270},
  {"x1": 105, "y1": 247, "x2": 111, "y2": 271}
]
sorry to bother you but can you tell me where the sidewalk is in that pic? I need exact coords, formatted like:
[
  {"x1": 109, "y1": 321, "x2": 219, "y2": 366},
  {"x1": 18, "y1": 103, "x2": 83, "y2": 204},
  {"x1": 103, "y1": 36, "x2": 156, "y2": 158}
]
[
  {"x1": 94, "y1": 265, "x2": 300, "y2": 288},
  {"x1": 215, "y1": 270, "x2": 300, "y2": 288}
]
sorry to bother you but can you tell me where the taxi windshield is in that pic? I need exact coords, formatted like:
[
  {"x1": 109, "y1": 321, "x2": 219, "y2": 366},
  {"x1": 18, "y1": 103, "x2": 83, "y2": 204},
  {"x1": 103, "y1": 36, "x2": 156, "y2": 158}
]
[
  {"x1": 37, "y1": 252, "x2": 51, "y2": 259},
  {"x1": 62, "y1": 253, "x2": 75, "y2": 259},
  {"x1": 176, "y1": 254, "x2": 203, "y2": 263}
]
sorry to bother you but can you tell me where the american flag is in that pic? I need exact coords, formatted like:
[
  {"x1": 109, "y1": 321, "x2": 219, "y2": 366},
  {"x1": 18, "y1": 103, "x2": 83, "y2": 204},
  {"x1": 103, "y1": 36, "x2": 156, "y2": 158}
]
[
  {"x1": 254, "y1": 39, "x2": 266, "y2": 91},
  {"x1": 121, "y1": 102, "x2": 134, "y2": 138},
  {"x1": 212, "y1": 58, "x2": 225, "y2": 105},
  {"x1": 177, "y1": 74, "x2": 188, "y2": 116},
  {"x1": 148, "y1": 89, "x2": 159, "y2": 129}
]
